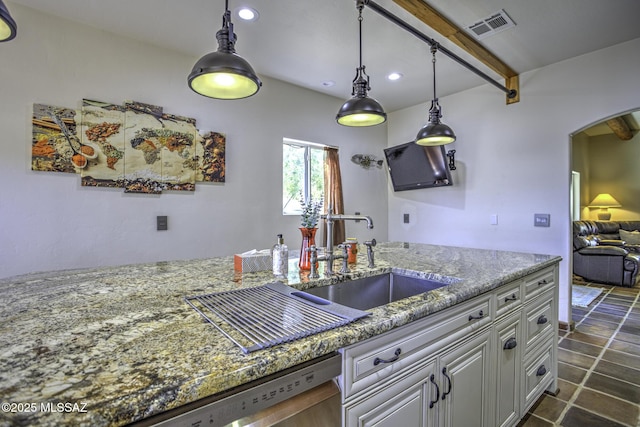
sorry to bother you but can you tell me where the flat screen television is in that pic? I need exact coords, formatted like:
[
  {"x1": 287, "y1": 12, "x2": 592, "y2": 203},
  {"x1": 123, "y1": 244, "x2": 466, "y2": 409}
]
[{"x1": 383, "y1": 142, "x2": 453, "y2": 192}]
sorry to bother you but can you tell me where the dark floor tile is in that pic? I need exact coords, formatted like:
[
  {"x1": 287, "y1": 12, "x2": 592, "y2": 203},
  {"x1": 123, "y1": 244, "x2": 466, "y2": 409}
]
[
  {"x1": 586, "y1": 310, "x2": 625, "y2": 324},
  {"x1": 609, "y1": 339, "x2": 640, "y2": 357},
  {"x1": 619, "y1": 322, "x2": 640, "y2": 336},
  {"x1": 580, "y1": 316, "x2": 619, "y2": 330},
  {"x1": 610, "y1": 286, "x2": 640, "y2": 296},
  {"x1": 601, "y1": 348, "x2": 640, "y2": 367},
  {"x1": 558, "y1": 361, "x2": 587, "y2": 384},
  {"x1": 594, "y1": 303, "x2": 629, "y2": 317},
  {"x1": 561, "y1": 406, "x2": 627, "y2": 427},
  {"x1": 516, "y1": 413, "x2": 554, "y2": 427},
  {"x1": 554, "y1": 378, "x2": 578, "y2": 402},
  {"x1": 558, "y1": 348, "x2": 596, "y2": 370},
  {"x1": 601, "y1": 296, "x2": 632, "y2": 308},
  {"x1": 605, "y1": 292, "x2": 636, "y2": 301},
  {"x1": 576, "y1": 323, "x2": 616, "y2": 339},
  {"x1": 594, "y1": 360, "x2": 640, "y2": 386},
  {"x1": 558, "y1": 338, "x2": 603, "y2": 357},
  {"x1": 573, "y1": 307, "x2": 588, "y2": 316},
  {"x1": 574, "y1": 388, "x2": 640, "y2": 426},
  {"x1": 623, "y1": 317, "x2": 640, "y2": 328},
  {"x1": 585, "y1": 372, "x2": 640, "y2": 404},
  {"x1": 564, "y1": 330, "x2": 609, "y2": 347},
  {"x1": 614, "y1": 330, "x2": 640, "y2": 345},
  {"x1": 530, "y1": 394, "x2": 565, "y2": 422}
]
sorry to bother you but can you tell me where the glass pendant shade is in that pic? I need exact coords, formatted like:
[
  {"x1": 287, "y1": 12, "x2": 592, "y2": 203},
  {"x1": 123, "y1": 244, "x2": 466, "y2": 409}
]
[
  {"x1": 188, "y1": 4, "x2": 261, "y2": 100},
  {"x1": 0, "y1": 0, "x2": 17, "y2": 42}
]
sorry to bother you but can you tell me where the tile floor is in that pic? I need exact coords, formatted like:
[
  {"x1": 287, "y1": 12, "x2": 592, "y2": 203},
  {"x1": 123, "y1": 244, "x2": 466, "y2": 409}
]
[{"x1": 518, "y1": 278, "x2": 640, "y2": 427}]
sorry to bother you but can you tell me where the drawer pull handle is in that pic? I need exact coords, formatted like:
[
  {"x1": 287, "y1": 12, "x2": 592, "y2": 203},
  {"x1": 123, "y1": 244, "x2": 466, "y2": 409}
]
[
  {"x1": 504, "y1": 294, "x2": 517, "y2": 302},
  {"x1": 441, "y1": 367, "x2": 452, "y2": 400},
  {"x1": 503, "y1": 337, "x2": 518, "y2": 350},
  {"x1": 468, "y1": 310, "x2": 484, "y2": 321},
  {"x1": 538, "y1": 279, "x2": 548, "y2": 286},
  {"x1": 536, "y1": 365, "x2": 547, "y2": 377},
  {"x1": 374, "y1": 348, "x2": 401, "y2": 366},
  {"x1": 429, "y1": 374, "x2": 440, "y2": 408},
  {"x1": 537, "y1": 315, "x2": 548, "y2": 325}
]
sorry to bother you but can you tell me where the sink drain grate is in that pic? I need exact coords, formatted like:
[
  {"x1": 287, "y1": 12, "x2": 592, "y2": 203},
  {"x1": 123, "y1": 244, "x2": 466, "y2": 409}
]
[{"x1": 186, "y1": 282, "x2": 368, "y2": 354}]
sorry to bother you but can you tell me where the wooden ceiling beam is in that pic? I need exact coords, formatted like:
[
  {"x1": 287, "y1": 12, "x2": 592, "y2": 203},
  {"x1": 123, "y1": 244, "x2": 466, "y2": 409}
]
[
  {"x1": 393, "y1": 0, "x2": 520, "y2": 104},
  {"x1": 606, "y1": 117, "x2": 633, "y2": 141}
]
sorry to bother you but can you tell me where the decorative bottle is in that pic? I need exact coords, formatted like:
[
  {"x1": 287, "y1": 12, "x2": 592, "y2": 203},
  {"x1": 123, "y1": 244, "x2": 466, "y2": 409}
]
[{"x1": 272, "y1": 234, "x2": 288, "y2": 278}]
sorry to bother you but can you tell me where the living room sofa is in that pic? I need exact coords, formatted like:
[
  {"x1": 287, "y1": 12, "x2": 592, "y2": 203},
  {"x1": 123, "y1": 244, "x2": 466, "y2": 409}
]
[{"x1": 573, "y1": 220, "x2": 640, "y2": 287}]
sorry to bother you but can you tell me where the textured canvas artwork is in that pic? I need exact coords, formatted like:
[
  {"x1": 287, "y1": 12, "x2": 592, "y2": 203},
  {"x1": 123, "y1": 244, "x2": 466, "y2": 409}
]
[
  {"x1": 31, "y1": 100, "x2": 226, "y2": 194},
  {"x1": 32, "y1": 104, "x2": 83, "y2": 174}
]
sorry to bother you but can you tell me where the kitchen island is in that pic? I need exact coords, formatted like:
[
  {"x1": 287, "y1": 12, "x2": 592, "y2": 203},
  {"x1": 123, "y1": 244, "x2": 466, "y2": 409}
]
[{"x1": 0, "y1": 242, "x2": 560, "y2": 426}]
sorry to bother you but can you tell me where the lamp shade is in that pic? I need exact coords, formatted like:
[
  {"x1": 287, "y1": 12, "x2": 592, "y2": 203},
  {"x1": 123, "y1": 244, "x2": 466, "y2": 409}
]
[
  {"x1": 188, "y1": 50, "x2": 261, "y2": 99},
  {"x1": 0, "y1": 0, "x2": 17, "y2": 42},
  {"x1": 415, "y1": 121, "x2": 456, "y2": 146},
  {"x1": 336, "y1": 95, "x2": 387, "y2": 127},
  {"x1": 588, "y1": 193, "x2": 621, "y2": 208}
]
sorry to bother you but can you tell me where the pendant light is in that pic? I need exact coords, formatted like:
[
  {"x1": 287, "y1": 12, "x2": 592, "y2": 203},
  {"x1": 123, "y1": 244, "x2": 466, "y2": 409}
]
[
  {"x1": 0, "y1": 0, "x2": 17, "y2": 42},
  {"x1": 336, "y1": 1, "x2": 386, "y2": 127},
  {"x1": 188, "y1": 0, "x2": 261, "y2": 100},
  {"x1": 416, "y1": 45, "x2": 456, "y2": 146}
]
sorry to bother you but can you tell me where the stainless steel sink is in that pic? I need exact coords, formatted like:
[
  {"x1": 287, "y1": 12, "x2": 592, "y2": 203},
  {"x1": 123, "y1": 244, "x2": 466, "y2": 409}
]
[{"x1": 296, "y1": 272, "x2": 453, "y2": 310}]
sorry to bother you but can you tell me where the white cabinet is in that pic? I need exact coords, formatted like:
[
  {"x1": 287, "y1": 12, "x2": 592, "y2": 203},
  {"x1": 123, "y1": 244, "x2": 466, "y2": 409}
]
[
  {"x1": 344, "y1": 359, "x2": 436, "y2": 426},
  {"x1": 437, "y1": 328, "x2": 493, "y2": 427},
  {"x1": 341, "y1": 264, "x2": 558, "y2": 427},
  {"x1": 494, "y1": 311, "x2": 522, "y2": 427}
]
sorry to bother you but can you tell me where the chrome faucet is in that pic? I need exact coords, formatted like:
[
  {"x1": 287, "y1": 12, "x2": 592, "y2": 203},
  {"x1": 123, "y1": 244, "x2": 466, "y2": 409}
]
[{"x1": 319, "y1": 206, "x2": 374, "y2": 276}]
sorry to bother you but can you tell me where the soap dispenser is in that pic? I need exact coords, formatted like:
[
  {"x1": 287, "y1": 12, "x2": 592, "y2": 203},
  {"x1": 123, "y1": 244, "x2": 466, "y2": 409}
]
[{"x1": 272, "y1": 234, "x2": 288, "y2": 278}]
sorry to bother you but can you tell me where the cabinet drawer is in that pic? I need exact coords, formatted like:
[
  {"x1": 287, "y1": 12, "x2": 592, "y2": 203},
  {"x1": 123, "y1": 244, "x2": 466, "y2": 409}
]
[
  {"x1": 342, "y1": 295, "x2": 491, "y2": 400},
  {"x1": 524, "y1": 290, "x2": 554, "y2": 351},
  {"x1": 522, "y1": 343, "x2": 554, "y2": 412},
  {"x1": 523, "y1": 267, "x2": 555, "y2": 300},
  {"x1": 495, "y1": 280, "x2": 522, "y2": 318}
]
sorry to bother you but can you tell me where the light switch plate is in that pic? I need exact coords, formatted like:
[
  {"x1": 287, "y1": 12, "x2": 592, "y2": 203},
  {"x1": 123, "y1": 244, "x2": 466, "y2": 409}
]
[
  {"x1": 534, "y1": 213, "x2": 550, "y2": 227},
  {"x1": 157, "y1": 215, "x2": 168, "y2": 231}
]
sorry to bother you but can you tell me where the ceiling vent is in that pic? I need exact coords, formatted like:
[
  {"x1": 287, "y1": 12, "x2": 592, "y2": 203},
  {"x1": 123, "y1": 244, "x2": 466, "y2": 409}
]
[{"x1": 466, "y1": 9, "x2": 516, "y2": 40}]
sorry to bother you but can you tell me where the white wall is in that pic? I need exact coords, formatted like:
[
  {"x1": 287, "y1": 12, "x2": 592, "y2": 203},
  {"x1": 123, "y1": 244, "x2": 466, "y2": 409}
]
[
  {"x1": 0, "y1": 4, "x2": 388, "y2": 278},
  {"x1": 388, "y1": 38, "x2": 640, "y2": 324}
]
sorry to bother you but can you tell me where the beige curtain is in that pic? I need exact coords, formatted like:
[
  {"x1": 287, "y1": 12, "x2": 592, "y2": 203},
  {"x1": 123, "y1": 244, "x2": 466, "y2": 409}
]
[{"x1": 322, "y1": 147, "x2": 345, "y2": 247}]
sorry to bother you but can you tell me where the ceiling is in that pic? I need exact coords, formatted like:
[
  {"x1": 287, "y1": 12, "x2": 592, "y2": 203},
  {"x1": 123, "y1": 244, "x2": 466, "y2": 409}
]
[{"x1": 9, "y1": 0, "x2": 640, "y2": 112}]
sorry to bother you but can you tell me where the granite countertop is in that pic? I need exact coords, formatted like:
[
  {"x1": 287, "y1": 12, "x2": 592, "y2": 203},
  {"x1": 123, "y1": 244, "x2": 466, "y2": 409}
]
[{"x1": 0, "y1": 242, "x2": 560, "y2": 426}]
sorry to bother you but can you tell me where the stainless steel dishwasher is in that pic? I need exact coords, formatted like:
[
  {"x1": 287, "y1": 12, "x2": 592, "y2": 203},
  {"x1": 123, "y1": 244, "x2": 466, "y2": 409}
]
[{"x1": 130, "y1": 352, "x2": 342, "y2": 427}]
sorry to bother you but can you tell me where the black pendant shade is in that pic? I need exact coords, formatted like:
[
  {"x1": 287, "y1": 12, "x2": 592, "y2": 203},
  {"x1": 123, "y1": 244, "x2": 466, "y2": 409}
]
[
  {"x1": 337, "y1": 66, "x2": 387, "y2": 126},
  {"x1": 415, "y1": 98, "x2": 456, "y2": 146},
  {"x1": 188, "y1": 2, "x2": 261, "y2": 100},
  {"x1": 0, "y1": 0, "x2": 17, "y2": 42},
  {"x1": 336, "y1": 1, "x2": 386, "y2": 127},
  {"x1": 415, "y1": 45, "x2": 455, "y2": 146}
]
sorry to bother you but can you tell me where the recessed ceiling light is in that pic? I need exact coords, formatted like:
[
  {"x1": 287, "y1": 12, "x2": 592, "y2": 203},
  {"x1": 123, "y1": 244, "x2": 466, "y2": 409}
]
[
  {"x1": 387, "y1": 72, "x2": 403, "y2": 81},
  {"x1": 237, "y1": 7, "x2": 259, "y2": 21}
]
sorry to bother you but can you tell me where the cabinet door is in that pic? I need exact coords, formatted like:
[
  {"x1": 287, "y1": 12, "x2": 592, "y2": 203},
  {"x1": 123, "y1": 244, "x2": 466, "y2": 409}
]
[
  {"x1": 345, "y1": 360, "x2": 436, "y2": 427},
  {"x1": 495, "y1": 312, "x2": 522, "y2": 427},
  {"x1": 438, "y1": 329, "x2": 493, "y2": 427}
]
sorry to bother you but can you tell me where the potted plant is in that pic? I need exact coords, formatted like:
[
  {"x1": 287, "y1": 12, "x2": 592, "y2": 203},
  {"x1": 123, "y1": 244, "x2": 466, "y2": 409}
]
[{"x1": 298, "y1": 194, "x2": 323, "y2": 270}]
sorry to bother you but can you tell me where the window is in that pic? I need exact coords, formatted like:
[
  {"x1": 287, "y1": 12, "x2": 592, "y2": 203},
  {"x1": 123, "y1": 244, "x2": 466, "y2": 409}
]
[{"x1": 283, "y1": 138, "x2": 325, "y2": 215}]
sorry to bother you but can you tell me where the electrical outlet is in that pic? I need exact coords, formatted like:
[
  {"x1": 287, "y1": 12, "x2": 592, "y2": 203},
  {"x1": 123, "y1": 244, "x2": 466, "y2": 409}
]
[
  {"x1": 157, "y1": 216, "x2": 168, "y2": 231},
  {"x1": 404, "y1": 213, "x2": 410, "y2": 223}
]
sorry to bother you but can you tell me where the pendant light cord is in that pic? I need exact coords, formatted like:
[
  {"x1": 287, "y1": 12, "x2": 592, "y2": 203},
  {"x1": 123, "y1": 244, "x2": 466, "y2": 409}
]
[
  {"x1": 431, "y1": 44, "x2": 438, "y2": 100},
  {"x1": 358, "y1": 2, "x2": 364, "y2": 69}
]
